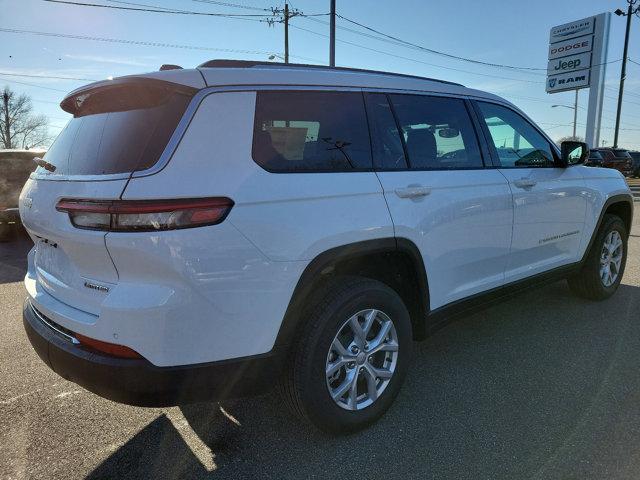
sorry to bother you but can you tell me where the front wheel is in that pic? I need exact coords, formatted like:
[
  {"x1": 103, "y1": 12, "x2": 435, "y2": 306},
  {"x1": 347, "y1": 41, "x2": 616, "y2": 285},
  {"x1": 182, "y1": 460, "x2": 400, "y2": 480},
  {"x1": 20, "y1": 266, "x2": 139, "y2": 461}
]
[
  {"x1": 280, "y1": 276, "x2": 413, "y2": 434},
  {"x1": 568, "y1": 214, "x2": 628, "y2": 300}
]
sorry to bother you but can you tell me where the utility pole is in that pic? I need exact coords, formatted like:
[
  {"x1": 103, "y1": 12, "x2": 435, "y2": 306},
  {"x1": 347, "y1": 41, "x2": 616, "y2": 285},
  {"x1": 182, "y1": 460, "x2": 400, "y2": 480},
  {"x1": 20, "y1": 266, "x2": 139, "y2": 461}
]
[
  {"x1": 268, "y1": 3, "x2": 301, "y2": 64},
  {"x1": 613, "y1": 0, "x2": 638, "y2": 148},
  {"x1": 284, "y1": 2, "x2": 289, "y2": 64},
  {"x1": 573, "y1": 90, "x2": 578, "y2": 138},
  {"x1": 2, "y1": 91, "x2": 11, "y2": 149},
  {"x1": 329, "y1": 0, "x2": 336, "y2": 66}
]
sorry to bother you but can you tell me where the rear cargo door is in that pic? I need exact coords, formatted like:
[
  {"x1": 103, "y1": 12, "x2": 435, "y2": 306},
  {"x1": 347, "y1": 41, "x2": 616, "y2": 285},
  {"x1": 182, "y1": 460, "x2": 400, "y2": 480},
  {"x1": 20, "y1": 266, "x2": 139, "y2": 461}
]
[
  {"x1": 21, "y1": 178, "x2": 127, "y2": 315},
  {"x1": 20, "y1": 77, "x2": 196, "y2": 315}
]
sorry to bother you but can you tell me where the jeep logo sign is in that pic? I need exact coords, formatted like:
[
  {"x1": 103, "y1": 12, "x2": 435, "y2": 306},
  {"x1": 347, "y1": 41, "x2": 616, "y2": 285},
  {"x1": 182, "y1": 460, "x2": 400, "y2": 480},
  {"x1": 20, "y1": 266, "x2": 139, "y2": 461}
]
[
  {"x1": 547, "y1": 51, "x2": 591, "y2": 75},
  {"x1": 546, "y1": 70, "x2": 590, "y2": 93}
]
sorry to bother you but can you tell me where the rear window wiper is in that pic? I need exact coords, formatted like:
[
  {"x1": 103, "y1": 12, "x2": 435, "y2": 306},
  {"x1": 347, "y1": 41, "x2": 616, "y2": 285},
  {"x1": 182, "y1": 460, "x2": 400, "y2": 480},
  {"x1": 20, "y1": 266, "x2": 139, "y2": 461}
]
[{"x1": 33, "y1": 157, "x2": 56, "y2": 172}]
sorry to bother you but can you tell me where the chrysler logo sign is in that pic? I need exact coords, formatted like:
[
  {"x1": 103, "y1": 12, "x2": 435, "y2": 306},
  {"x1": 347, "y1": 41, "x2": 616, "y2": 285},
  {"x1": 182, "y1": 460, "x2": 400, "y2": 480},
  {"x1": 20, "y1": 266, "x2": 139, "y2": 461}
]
[{"x1": 549, "y1": 17, "x2": 595, "y2": 43}]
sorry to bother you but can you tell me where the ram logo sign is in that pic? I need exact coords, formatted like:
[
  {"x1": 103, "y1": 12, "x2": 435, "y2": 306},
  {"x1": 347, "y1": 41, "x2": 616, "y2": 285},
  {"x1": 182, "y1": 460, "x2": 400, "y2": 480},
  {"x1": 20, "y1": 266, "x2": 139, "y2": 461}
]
[{"x1": 546, "y1": 70, "x2": 590, "y2": 93}]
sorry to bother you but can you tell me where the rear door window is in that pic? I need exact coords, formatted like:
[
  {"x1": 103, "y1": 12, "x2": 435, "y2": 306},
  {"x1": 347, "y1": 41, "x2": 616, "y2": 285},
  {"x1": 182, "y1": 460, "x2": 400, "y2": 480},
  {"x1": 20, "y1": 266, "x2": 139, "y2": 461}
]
[
  {"x1": 252, "y1": 90, "x2": 372, "y2": 172},
  {"x1": 41, "y1": 81, "x2": 194, "y2": 176},
  {"x1": 387, "y1": 94, "x2": 484, "y2": 170}
]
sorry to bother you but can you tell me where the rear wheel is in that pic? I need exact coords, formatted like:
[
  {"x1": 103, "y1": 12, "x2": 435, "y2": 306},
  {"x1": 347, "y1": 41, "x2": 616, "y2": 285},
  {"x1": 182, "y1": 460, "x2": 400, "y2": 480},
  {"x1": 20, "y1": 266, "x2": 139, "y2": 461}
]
[
  {"x1": 280, "y1": 276, "x2": 412, "y2": 434},
  {"x1": 568, "y1": 214, "x2": 627, "y2": 300}
]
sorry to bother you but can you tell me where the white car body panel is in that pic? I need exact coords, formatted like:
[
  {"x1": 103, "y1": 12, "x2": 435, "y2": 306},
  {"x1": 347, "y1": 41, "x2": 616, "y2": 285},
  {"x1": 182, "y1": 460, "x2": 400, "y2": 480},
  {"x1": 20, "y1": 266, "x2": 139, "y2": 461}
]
[
  {"x1": 499, "y1": 166, "x2": 587, "y2": 282},
  {"x1": 19, "y1": 177, "x2": 126, "y2": 315},
  {"x1": 376, "y1": 170, "x2": 513, "y2": 309}
]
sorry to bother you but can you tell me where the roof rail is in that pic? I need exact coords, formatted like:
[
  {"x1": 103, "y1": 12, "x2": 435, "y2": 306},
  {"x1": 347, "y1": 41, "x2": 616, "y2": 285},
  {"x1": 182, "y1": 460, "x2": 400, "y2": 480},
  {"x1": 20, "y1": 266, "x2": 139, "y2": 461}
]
[{"x1": 197, "y1": 59, "x2": 464, "y2": 87}]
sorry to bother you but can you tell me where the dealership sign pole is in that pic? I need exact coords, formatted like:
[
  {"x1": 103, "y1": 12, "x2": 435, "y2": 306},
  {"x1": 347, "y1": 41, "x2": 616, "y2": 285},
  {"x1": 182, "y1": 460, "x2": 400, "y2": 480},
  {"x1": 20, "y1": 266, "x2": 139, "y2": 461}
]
[{"x1": 547, "y1": 12, "x2": 611, "y2": 148}]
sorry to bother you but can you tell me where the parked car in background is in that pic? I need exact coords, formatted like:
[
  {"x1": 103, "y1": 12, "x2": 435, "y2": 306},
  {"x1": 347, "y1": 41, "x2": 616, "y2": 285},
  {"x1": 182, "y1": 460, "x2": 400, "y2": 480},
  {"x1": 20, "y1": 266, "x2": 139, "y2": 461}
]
[
  {"x1": 590, "y1": 147, "x2": 633, "y2": 176},
  {"x1": 585, "y1": 149, "x2": 604, "y2": 167},
  {"x1": 629, "y1": 151, "x2": 640, "y2": 178},
  {"x1": 0, "y1": 149, "x2": 43, "y2": 240}
]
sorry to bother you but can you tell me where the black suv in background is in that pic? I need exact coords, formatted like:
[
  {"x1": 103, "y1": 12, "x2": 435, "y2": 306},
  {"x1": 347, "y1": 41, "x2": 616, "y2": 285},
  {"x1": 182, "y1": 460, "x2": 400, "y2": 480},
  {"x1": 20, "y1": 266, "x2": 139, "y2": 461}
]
[
  {"x1": 585, "y1": 149, "x2": 604, "y2": 167},
  {"x1": 590, "y1": 148, "x2": 633, "y2": 176},
  {"x1": 0, "y1": 149, "x2": 42, "y2": 240},
  {"x1": 629, "y1": 151, "x2": 640, "y2": 178}
]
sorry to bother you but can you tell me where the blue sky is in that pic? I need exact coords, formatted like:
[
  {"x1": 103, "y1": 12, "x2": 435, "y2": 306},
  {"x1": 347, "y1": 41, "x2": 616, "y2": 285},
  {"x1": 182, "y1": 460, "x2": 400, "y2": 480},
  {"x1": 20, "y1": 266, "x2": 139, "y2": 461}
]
[{"x1": 1, "y1": 0, "x2": 640, "y2": 149}]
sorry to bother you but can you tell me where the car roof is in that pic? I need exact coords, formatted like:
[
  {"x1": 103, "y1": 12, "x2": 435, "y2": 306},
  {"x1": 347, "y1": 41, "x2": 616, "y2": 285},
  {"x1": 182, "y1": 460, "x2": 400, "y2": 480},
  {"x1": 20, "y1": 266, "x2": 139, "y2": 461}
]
[
  {"x1": 195, "y1": 60, "x2": 504, "y2": 102},
  {"x1": 67, "y1": 60, "x2": 510, "y2": 108}
]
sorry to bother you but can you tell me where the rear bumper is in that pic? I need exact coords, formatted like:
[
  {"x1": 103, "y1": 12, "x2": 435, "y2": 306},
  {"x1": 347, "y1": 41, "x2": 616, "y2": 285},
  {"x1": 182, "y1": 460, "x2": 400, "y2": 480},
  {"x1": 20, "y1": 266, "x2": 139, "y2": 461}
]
[{"x1": 23, "y1": 300, "x2": 286, "y2": 407}]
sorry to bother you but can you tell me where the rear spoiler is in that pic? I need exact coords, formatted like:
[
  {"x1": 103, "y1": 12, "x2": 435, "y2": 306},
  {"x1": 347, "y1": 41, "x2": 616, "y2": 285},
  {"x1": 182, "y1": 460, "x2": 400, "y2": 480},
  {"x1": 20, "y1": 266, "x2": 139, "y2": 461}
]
[{"x1": 60, "y1": 77, "x2": 198, "y2": 117}]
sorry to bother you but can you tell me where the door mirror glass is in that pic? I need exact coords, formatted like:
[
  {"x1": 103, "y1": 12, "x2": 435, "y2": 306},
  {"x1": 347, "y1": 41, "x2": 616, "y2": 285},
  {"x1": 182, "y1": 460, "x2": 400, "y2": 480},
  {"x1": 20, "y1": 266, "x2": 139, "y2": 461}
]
[
  {"x1": 438, "y1": 127, "x2": 459, "y2": 138},
  {"x1": 560, "y1": 141, "x2": 588, "y2": 167}
]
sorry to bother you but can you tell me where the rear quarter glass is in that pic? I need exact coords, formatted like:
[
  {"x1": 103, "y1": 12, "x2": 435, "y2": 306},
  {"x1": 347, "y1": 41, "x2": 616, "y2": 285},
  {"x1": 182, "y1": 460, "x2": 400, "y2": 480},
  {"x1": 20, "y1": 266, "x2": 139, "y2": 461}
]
[{"x1": 41, "y1": 82, "x2": 194, "y2": 176}]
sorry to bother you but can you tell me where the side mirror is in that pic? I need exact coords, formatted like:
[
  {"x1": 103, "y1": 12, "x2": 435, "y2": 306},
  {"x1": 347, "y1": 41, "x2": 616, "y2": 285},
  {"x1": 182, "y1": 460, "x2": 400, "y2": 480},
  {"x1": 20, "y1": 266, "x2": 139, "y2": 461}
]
[{"x1": 560, "y1": 141, "x2": 589, "y2": 167}]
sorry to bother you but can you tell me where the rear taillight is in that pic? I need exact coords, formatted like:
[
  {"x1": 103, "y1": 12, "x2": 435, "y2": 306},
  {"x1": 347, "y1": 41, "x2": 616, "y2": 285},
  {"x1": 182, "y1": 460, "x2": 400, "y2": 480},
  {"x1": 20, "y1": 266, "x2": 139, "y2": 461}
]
[
  {"x1": 75, "y1": 333, "x2": 142, "y2": 359},
  {"x1": 56, "y1": 197, "x2": 233, "y2": 232}
]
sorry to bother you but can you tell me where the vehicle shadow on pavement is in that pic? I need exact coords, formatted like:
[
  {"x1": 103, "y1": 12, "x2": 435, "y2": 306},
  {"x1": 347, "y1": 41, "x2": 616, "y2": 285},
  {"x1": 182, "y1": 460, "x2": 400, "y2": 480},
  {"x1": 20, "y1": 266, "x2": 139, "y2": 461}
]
[
  {"x1": 0, "y1": 231, "x2": 32, "y2": 285},
  {"x1": 86, "y1": 281, "x2": 640, "y2": 480}
]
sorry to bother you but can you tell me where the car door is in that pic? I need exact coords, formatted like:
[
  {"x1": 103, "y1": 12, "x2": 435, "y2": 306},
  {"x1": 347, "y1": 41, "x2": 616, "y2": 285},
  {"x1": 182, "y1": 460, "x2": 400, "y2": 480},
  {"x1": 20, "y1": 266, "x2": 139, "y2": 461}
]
[
  {"x1": 366, "y1": 92, "x2": 513, "y2": 311},
  {"x1": 473, "y1": 100, "x2": 586, "y2": 282}
]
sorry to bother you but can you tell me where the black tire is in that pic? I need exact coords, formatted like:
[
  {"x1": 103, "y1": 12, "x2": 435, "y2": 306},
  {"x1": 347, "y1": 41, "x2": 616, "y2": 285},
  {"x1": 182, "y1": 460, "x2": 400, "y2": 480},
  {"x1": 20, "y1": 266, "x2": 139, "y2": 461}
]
[
  {"x1": 279, "y1": 276, "x2": 413, "y2": 434},
  {"x1": 568, "y1": 214, "x2": 628, "y2": 300}
]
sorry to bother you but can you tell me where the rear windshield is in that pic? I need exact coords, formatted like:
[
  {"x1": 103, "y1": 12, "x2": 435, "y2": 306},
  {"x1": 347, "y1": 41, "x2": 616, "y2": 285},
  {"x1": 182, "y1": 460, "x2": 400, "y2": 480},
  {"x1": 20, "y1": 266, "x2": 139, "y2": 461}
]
[{"x1": 41, "y1": 81, "x2": 194, "y2": 176}]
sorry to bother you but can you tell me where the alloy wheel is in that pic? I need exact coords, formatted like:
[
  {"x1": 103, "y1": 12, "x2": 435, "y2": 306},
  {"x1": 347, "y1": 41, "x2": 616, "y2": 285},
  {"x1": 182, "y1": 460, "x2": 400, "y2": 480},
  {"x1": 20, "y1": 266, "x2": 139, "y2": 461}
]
[
  {"x1": 325, "y1": 309, "x2": 399, "y2": 411},
  {"x1": 600, "y1": 230, "x2": 623, "y2": 287}
]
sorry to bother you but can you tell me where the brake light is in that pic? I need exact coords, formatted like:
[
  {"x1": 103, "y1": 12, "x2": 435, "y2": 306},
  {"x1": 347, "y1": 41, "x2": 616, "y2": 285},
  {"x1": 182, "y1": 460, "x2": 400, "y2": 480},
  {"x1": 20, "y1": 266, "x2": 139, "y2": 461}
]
[
  {"x1": 56, "y1": 197, "x2": 233, "y2": 232},
  {"x1": 75, "y1": 333, "x2": 142, "y2": 359}
]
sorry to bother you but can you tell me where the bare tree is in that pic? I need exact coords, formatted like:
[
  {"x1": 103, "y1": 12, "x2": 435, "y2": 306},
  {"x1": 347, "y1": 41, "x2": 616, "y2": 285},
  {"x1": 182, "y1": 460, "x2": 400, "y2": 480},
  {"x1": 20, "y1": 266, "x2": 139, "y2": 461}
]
[
  {"x1": 556, "y1": 135, "x2": 584, "y2": 145},
  {"x1": 1, "y1": 86, "x2": 52, "y2": 150}
]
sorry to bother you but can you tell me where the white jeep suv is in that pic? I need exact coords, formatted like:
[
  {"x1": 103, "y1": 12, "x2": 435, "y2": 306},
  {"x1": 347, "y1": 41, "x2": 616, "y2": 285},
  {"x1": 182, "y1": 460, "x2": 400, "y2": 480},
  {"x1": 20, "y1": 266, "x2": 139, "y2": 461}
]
[{"x1": 20, "y1": 61, "x2": 633, "y2": 433}]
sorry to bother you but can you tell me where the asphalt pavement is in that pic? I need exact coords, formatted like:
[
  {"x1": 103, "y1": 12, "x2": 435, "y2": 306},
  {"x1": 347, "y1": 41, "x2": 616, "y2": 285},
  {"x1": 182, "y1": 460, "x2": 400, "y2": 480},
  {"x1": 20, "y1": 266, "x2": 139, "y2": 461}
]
[{"x1": 1, "y1": 216, "x2": 639, "y2": 480}]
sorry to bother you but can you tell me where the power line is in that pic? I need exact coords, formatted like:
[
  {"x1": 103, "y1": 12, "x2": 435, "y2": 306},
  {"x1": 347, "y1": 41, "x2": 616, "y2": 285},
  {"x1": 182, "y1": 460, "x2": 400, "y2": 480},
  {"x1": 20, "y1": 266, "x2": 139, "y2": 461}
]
[
  {"x1": 289, "y1": 23, "x2": 545, "y2": 84},
  {"x1": 43, "y1": 0, "x2": 278, "y2": 17},
  {"x1": 0, "y1": 27, "x2": 287, "y2": 56},
  {"x1": 106, "y1": 0, "x2": 193, "y2": 12},
  {"x1": 33, "y1": 99, "x2": 62, "y2": 105},
  {"x1": 0, "y1": 72, "x2": 99, "y2": 81},
  {"x1": 0, "y1": 77, "x2": 68, "y2": 92},
  {"x1": 335, "y1": 13, "x2": 547, "y2": 72},
  {"x1": 191, "y1": 0, "x2": 270, "y2": 11}
]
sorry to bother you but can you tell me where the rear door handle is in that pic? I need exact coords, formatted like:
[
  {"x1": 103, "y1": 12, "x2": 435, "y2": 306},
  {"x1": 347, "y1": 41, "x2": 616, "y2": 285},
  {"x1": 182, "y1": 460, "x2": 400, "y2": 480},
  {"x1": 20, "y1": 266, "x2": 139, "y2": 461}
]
[
  {"x1": 395, "y1": 185, "x2": 432, "y2": 198},
  {"x1": 513, "y1": 178, "x2": 537, "y2": 189}
]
